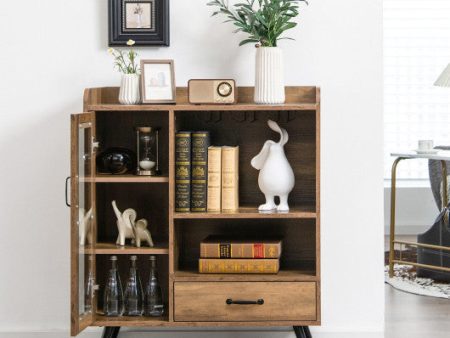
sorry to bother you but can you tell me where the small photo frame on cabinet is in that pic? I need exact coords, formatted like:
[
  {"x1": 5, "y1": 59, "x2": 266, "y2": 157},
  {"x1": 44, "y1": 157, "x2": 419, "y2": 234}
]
[
  {"x1": 140, "y1": 60, "x2": 176, "y2": 104},
  {"x1": 108, "y1": 0, "x2": 170, "y2": 46}
]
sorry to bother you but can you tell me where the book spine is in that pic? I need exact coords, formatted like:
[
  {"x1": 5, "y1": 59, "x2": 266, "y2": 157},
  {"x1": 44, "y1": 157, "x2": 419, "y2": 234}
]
[
  {"x1": 191, "y1": 132, "x2": 210, "y2": 212},
  {"x1": 198, "y1": 259, "x2": 279, "y2": 274},
  {"x1": 200, "y1": 242, "x2": 281, "y2": 259},
  {"x1": 175, "y1": 132, "x2": 192, "y2": 212},
  {"x1": 207, "y1": 147, "x2": 222, "y2": 212},
  {"x1": 221, "y1": 146, "x2": 239, "y2": 211}
]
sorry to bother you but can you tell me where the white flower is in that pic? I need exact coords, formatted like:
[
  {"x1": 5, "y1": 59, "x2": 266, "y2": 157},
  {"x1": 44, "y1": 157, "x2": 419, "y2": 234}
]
[
  {"x1": 126, "y1": 39, "x2": 136, "y2": 46},
  {"x1": 107, "y1": 48, "x2": 115, "y2": 54}
]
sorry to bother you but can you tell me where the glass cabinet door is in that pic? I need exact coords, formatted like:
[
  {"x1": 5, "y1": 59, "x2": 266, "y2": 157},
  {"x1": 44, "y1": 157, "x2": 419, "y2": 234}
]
[{"x1": 71, "y1": 113, "x2": 95, "y2": 336}]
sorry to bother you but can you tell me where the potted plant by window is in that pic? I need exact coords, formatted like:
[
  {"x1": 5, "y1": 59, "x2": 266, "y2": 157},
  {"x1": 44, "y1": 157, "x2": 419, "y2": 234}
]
[
  {"x1": 108, "y1": 40, "x2": 140, "y2": 105},
  {"x1": 208, "y1": 0, "x2": 308, "y2": 104}
]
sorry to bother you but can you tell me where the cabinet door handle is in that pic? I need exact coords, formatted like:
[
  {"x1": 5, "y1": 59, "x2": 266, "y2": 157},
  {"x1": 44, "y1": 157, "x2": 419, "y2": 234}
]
[
  {"x1": 226, "y1": 298, "x2": 264, "y2": 305},
  {"x1": 65, "y1": 176, "x2": 71, "y2": 207}
]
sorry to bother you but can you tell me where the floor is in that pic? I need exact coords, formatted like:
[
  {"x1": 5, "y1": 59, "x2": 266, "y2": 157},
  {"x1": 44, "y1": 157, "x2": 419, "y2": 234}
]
[
  {"x1": 385, "y1": 284, "x2": 450, "y2": 338},
  {"x1": 384, "y1": 235, "x2": 450, "y2": 338}
]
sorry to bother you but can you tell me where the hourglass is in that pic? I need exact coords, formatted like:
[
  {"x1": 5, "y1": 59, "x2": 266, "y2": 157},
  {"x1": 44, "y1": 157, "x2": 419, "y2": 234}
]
[{"x1": 136, "y1": 127, "x2": 160, "y2": 176}]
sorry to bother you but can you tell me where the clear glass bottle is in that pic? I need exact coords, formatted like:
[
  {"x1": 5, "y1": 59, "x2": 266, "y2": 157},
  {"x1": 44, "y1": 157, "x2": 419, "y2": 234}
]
[
  {"x1": 84, "y1": 256, "x2": 95, "y2": 313},
  {"x1": 103, "y1": 256, "x2": 123, "y2": 317},
  {"x1": 144, "y1": 255, "x2": 164, "y2": 317},
  {"x1": 124, "y1": 255, "x2": 144, "y2": 316}
]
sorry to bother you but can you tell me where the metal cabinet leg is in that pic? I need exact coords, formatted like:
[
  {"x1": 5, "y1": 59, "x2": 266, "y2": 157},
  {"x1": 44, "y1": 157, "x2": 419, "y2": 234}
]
[
  {"x1": 101, "y1": 327, "x2": 120, "y2": 338},
  {"x1": 293, "y1": 326, "x2": 312, "y2": 338}
]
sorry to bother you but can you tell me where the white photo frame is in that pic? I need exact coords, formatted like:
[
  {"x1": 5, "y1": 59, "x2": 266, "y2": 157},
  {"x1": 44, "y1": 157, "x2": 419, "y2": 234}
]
[{"x1": 140, "y1": 59, "x2": 176, "y2": 104}]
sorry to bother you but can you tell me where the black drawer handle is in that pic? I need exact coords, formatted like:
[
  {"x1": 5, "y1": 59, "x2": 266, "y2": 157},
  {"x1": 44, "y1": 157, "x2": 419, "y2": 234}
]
[{"x1": 226, "y1": 298, "x2": 264, "y2": 305}]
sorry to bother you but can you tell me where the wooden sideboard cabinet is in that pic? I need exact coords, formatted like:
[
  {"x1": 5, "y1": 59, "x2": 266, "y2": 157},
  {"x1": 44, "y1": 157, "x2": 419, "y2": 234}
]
[{"x1": 70, "y1": 86, "x2": 321, "y2": 338}]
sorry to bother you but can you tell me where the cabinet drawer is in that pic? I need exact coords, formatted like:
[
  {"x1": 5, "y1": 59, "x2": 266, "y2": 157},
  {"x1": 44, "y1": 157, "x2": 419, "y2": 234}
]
[{"x1": 174, "y1": 281, "x2": 316, "y2": 322}]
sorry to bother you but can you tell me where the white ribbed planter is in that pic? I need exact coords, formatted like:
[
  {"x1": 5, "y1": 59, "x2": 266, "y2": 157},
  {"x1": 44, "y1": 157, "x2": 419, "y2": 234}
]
[
  {"x1": 118, "y1": 74, "x2": 140, "y2": 105},
  {"x1": 254, "y1": 47, "x2": 285, "y2": 104}
]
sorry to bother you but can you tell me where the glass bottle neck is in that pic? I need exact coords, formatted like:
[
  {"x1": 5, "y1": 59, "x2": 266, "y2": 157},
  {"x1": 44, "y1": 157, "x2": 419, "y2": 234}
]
[
  {"x1": 149, "y1": 260, "x2": 158, "y2": 279},
  {"x1": 130, "y1": 260, "x2": 138, "y2": 276}
]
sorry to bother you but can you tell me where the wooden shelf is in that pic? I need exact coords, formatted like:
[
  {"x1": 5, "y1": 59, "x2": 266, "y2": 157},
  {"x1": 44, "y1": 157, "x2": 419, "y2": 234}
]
[
  {"x1": 172, "y1": 269, "x2": 317, "y2": 282},
  {"x1": 83, "y1": 242, "x2": 169, "y2": 255},
  {"x1": 173, "y1": 206, "x2": 316, "y2": 219},
  {"x1": 81, "y1": 175, "x2": 169, "y2": 183},
  {"x1": 95, "y1": 315, "x2": 169, "y2": 327},
  {"x1": 87, "y1": 103, "x2": 318, "y2": 112}
]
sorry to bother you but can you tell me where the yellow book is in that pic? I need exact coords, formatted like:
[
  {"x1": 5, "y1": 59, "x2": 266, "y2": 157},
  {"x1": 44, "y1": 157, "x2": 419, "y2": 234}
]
[
  {"x1": 199, "y1": 258, "x2": 279, "y2": 274},
  {"x1": 207, "y1": 147, "x2": 222, "y2": 212},
  {"x1": 221, "y1": 146, "x2": 239, "y2": 211}
]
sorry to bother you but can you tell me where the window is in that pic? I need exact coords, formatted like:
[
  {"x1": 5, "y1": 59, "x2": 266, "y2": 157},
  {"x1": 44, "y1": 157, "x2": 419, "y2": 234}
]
[{"x1": 384, "y1": 0, "x2": 450, "y2": 180}]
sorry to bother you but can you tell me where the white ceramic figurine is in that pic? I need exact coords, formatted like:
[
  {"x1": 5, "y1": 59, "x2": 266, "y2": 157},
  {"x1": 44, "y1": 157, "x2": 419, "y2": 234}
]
[
  {"x1": 111, "y1": 200, "x2": 154, "y2": 247},
  {"x1": 79, "y1": 207, "x2": 93, "y2": 246},
  {"x1": 251, "y1": 120, "x2": 295, "y2": 212}
]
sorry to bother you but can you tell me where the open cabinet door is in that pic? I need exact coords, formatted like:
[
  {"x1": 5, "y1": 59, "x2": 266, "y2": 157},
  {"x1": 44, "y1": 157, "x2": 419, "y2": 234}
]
[{"x1": 70, "y1": 113, "x2": 96, "y2": 336}]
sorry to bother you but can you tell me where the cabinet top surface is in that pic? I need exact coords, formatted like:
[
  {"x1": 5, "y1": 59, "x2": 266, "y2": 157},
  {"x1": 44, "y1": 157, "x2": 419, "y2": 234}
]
[
  {"x1": 83, "y1": 86, "x2": 320, "y2": 112},
  {"x1": 87, "y1": 103, "x2": 318, "y2": 112}
]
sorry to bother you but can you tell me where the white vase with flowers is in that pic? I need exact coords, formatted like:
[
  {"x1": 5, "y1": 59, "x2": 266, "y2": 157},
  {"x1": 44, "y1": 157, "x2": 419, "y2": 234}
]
[{"x1": 108, "y1": 39, "x2": 140, "y2": 105}]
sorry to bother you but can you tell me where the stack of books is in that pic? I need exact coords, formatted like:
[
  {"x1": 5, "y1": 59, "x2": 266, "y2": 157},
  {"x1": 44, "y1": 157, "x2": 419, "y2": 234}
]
[
  {"x1": 198, "y1": 236, "x2": 282, "y2": 274},
  {"x1": 175, "y1": 131, "x2": 239, "y2": 213}
]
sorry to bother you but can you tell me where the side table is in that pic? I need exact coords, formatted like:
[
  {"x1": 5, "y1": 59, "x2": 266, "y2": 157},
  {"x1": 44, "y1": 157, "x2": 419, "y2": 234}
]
[{"x1": 389, "y1": 151, "x2": 450, "y2": 277}]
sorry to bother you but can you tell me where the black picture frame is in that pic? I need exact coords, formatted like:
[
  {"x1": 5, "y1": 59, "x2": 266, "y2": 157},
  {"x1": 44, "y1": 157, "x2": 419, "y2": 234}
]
[{"x1": 108, "y1": 0, "x2": 170, "y2": 46}]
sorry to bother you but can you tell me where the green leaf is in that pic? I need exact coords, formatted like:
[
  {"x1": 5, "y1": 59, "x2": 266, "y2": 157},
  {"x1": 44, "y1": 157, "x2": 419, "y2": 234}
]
[{"x1": 239, "y1": 38, "x2": 259, "y2": 46}]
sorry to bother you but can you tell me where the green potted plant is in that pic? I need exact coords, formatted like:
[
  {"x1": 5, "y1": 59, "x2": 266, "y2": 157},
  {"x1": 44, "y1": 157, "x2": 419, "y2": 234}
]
[
  {"x1": 208, "y1": 0, "x2": 308, "y2": 104},
  {"x1": 108, "y1": 39, "x2": 141, "y2": 105}
]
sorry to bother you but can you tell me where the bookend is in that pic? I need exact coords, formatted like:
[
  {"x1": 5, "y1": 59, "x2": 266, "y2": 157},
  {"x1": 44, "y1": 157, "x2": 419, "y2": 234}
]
[
  {"x1": 101, "y1": 327, "x2": 120, "y2": 338},
  {"x1": 294, "y1": 326, "x2": 312, "y2": 338}
]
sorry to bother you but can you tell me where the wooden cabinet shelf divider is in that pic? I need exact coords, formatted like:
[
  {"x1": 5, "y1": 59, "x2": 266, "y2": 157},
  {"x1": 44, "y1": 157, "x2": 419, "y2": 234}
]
[
  {"x1": 84, "y1": 242, "x2": 169, "y2": 255},
  {"x1": 173, "y1": 206, "x2": 316, "y2": 219}
]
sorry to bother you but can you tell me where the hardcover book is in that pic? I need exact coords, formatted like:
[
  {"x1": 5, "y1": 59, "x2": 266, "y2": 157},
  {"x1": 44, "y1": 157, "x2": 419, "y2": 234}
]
[
  {"x1": 199, "y1": 258, "x2": 279, "y2": 274},
  {"x1": 175, "y1": 131, "x2": 192, "y2": 212},
  {"x1": 207, "y1": 147, "x2": 222, "y2": 212},
  {"x1": 221, "y1": 146, "x2": 239, "y2": 211},
  {"x1": 200, "y1": 235, "x2": 282, "y2": 259},
  {"x1": 191, "y1": 131, "x2": 210, "y2": 212}
]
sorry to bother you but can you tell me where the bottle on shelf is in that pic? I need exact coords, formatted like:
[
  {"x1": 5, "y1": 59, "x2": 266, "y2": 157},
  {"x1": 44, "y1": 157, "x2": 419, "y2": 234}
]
[
  {"x1": 144, "y1": 255, "x2": 165, "y2": 317},
  {"x1": 84, "y1": 256, "x2": 95, "y2": 313},
  {"x1": 103, "y1": 255, "x2": 124, "y2": 317},
  {"x1": 124, "y1": 255, "x2": 144, "y2": 316}
]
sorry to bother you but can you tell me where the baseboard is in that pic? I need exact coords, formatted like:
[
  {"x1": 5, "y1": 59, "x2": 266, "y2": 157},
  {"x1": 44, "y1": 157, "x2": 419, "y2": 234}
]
[{"x1": 0, "y1": 329, "x2": 384, "y2": 338}]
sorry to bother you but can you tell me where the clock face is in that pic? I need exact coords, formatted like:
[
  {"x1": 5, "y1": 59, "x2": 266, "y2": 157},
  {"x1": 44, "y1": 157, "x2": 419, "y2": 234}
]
[{"x1": 217, "y1": 82, "x2": 233, "y2": 97}]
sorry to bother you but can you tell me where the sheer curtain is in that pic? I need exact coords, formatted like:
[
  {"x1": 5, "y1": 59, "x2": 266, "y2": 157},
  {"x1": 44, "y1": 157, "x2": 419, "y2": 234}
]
[{"x1": 384, "y1": 0, "x2": 450, "y2": 180}]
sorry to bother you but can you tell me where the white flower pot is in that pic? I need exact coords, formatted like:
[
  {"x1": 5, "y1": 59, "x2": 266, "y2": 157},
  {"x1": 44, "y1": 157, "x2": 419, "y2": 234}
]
[
  {"x1": 119, "y1": 74, "x2": 140, "y2": 105},
  {"x1": 254, "y1": 47, "x2": 285, "y2": 104}
]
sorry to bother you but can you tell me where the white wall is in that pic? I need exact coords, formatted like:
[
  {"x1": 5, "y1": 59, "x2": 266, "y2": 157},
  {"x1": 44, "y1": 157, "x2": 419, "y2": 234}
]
[{"x1": 0, "y1": 0, "x2": 384, "y2": 336}]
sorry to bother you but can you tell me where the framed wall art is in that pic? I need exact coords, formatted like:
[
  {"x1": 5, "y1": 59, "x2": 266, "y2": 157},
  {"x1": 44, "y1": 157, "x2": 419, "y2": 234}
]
[
  {"x1": 140, "y1": 60, "x2": 176, "y2": 104},
  {"x1": 108, "y1": 0, "x2": 170, "y2": 46}
]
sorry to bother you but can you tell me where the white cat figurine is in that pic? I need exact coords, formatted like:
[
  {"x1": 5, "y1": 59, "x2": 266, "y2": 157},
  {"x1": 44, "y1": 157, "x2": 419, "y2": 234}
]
[{"x1": 251, "y1": 120, "x2": 295, "y2": 212}]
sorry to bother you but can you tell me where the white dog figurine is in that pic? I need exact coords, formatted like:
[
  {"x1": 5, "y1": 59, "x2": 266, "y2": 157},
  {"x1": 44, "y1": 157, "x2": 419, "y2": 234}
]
[
  {"x1": 251, "y1": 120, "x2": 295, "y2": 212},
  {"x1": 111, "y1": 200, "x2": 154, "y2": 247}
]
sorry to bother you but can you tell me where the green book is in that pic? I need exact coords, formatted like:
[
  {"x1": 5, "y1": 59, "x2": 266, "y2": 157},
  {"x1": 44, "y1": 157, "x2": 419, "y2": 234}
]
[
  {"x1": 175, "y1": 131, "x2": 192, "y2": 212},
  {"x1": 191, "y1": 131, "x2": 210, "y2": 212}
]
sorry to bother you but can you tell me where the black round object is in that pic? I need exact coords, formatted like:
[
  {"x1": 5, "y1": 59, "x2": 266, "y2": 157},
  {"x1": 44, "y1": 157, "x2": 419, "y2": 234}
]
[{"x1": 96, "y1": 147, "x2": 136, "y2": 175}]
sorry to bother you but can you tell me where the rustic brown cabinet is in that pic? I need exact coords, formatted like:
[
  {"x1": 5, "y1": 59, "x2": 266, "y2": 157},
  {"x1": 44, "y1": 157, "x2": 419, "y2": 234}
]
[{"x1": 70, "y1": 86, "x2": 320, "y2": 338}]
